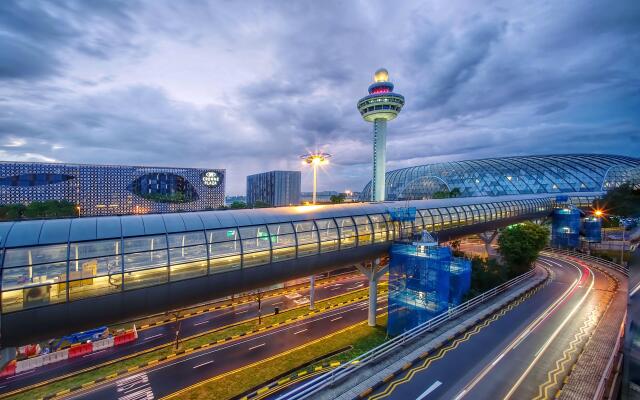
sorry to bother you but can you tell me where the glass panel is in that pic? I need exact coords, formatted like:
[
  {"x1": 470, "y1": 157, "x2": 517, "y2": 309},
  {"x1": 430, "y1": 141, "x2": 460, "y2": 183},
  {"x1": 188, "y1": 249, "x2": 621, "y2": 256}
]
[
  {"x1": 336, "y1": 217, "x2": 356, "y2": 249},
  {"x1": 207, "y1": 229, "x2": 241, "y2": 273},
  {"x1": 353, "y1": 216, "x2": 372, "y2": 246},
  {"x1": 430, "y1": 209, "x2": 442, "y2": 231},
  {"x1": 295, "y1": 221, "x2": 318, "y2": 257},
  {"x1": 124, "y1": 235, "x2": 167, "y2": 253},
  {"x1": 124, "y1": 267, "x2": 168, "y2": 290},
  {"x1": 167, "y1": 231, "x2": 206, "y2": 248},
  {"x1": 169, "y1": 245, "x2": 208, "y2": 281},
  {"x1": 68, "y1": 255, "x2": 122, "y2": 300},
  {"x1": 384, "y1": 213, "x2": 396, "y2": 240},
  {"x1": 438, "y1": 208, "x2": 451, "y2": 228},
  {"x1": 269, "y1": 223, "x2": 296, "y2": 262},
  {"x1": 240, "y1": 225, "x2": 271, "y2": 267},
  {"x1": 4, "y1": 244, "x2": 68, "y2": 268},
  {"x1": 2, "y1": 262, "x2": 67, "y2": 291},
  {"x1": 2, "y1": 283, "x2": 67, "y2": 312},
  {"x1": 317, "y1": 219, "x2": 339, "y2": 253},
  {"x1": 71, "y1": 239, "x2": 120, "y2": 260},
  {"x1": 419, "y1": 210, "x2": 433, "y2": 231},
  {"x1": 369, "y1": 214, "x2": 388, "y2": 243},
  {"x1": 124, "y1": 250, "x2": 168, "y2": 271}
]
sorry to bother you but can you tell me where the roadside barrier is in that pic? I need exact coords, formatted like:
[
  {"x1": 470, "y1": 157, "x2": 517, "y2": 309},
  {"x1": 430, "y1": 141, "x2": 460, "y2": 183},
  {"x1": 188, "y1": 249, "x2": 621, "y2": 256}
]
[{"x1": 3, "y1": 326, "x2": 138, "y2": 378}]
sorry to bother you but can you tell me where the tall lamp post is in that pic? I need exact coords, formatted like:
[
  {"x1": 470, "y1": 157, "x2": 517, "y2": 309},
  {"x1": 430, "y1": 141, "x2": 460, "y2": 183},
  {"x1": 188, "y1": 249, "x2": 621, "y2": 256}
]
[
  {"x1": 300, "y1": 151, "x2": 331, "y2": 310},
  {"x1": 300, "y1": 152, "x2": 331, "y2": 205}
]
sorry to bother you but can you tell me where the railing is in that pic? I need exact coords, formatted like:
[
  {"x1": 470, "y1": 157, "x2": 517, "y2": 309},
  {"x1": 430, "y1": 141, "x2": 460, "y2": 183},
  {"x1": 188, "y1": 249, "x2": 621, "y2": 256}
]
[
  {"x1": 542, "y1": 248, "x2": 629, "y2": 276},
  {"x1": 281, "y1": 268, "x2": 540, "y2": 400}
]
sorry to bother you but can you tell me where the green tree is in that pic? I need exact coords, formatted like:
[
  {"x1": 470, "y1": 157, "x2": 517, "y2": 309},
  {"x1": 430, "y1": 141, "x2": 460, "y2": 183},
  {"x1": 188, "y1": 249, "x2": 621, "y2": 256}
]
[
  {"x1": 253, "y1": 200, "x2": 272, "y2": 208},
  {"x1": 595, "y1": 183, "x2": 640, "y2": 218},
  {"x1": 330, "y1": 193, "x2": 346, "y2": 203},
  {"x1": 230, "y1": 201, "x2": 247, "y2": 209},
  {"x1": 498, "y1": 222, "x2": 549, "y2": 276},
  {"x1": 449, "y1": 187, "x2": 462, "y2": 198}
]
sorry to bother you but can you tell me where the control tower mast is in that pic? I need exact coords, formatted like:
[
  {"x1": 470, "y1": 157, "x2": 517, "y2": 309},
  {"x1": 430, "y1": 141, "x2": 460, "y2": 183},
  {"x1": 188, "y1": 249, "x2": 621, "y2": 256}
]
[{"x1": 357, "y1": 68, "x2": 405, "y2": 201}]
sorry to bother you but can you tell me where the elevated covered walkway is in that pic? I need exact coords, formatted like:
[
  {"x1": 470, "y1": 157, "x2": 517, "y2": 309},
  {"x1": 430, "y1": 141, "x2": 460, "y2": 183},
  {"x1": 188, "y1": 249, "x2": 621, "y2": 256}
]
[{"x1": 0, "y1": 192, "x2": 599, "y2": 344}]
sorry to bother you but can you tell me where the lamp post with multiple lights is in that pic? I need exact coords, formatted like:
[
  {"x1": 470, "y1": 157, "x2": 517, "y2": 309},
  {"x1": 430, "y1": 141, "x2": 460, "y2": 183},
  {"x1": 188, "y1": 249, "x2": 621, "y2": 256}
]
[{"x1": 300, "y1": 152, "x2": 332, "y2": 205}]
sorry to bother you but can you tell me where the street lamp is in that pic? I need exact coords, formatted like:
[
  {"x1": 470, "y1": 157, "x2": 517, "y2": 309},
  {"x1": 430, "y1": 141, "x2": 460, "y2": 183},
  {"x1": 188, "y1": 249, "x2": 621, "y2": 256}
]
[{"x1": 300, "y1": 152, "x2": 332, "y2": 205}]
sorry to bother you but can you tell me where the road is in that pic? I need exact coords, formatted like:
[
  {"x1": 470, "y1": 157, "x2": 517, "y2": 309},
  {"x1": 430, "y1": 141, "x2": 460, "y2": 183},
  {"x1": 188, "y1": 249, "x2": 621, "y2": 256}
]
[
  {"x1": 0, "y1": 273, "x2": 369, "y2": 396},
  {"x1": 365, "y1": 253, "x2": 621, "y2": 400},
  {"x1": 67, "y1": 297, "x2": 388, "y2": 400}
]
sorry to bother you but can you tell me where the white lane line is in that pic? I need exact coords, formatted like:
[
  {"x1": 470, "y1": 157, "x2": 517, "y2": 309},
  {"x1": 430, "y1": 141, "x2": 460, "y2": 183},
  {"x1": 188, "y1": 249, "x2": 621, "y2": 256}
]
[
  {"x1": 249, "y1": 343, "x2": 266, "y2": 351},
  {"x1": 330, "y1": 316, "x2": 343, "y2": 322},
  {"x1": 452, "y1": 389, "x2": 467, "y2": 400},
  {"x1": 6, "y1": 370, "x2": 34, "y2": 379},
  {"x1": 78, "y1": 300, "x2": 387, "y2": 397},
  {"x1": 377, "y1": 307, "x2": 384, "y2": 311},
  {"x1": 83, "y1": 349, "x2": 108, "y2": 357},
  {"x1": 293, "y1": 329, "x2": 308, "y2": 335},
  {"x1": 416, "y1": 380, "x2": 443, "y2": 400},
  {"x1": 194, "y1": 320, "x2": 210, "y2": 326},
  {"x1": 144, "y1": 334, "x2": 163, "y2": 341},
  {"x1": 330, "y1": 287, "x2": 341, "y2": 291},
  {"x1": 193, "y1": 360, "x2": 214, "y2": 369},
  {"x1": 236, "y1": 310, "x2": 249, "y2": 315},
  {"x1": 272, "y1": 302, "x2": 283, "y2": 306},
  {"x1": 631, "y1": 282, "x2": 640, "y2": 297},
  {"x1": 359, "y1": 307, "x2": 368, "y2": 311}
]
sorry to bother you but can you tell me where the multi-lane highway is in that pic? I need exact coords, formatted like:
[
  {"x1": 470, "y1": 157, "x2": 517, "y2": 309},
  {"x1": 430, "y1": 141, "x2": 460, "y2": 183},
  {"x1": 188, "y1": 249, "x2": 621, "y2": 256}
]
[
  {"x1": 67, "y1": 296, "x2": 387, "y2": 399},
  {"x1": 0, "y1": 273, "x2": 369, "y2": 396},
  {"x1": 364, "y1": 253, "x2": 623, "y2": 400}
]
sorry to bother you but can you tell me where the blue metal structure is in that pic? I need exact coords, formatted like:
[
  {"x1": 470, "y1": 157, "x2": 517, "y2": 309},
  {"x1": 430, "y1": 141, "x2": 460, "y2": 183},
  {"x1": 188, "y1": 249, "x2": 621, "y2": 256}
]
[
  {"x1": 583, "y1": 217, "x2": 602, "y2": 243},
  {"x1": 360, "y1": 154, "x2": 640, "y2": 201},
  {"x1": 0, "y1": 192, "x2": 600, "y2": 345},
  {"x1": 387, "y1": 243, "x2": 470, "y2": 336},
  {"x1": 551, "y1": 207, "x2": 582, "y2": 248}
]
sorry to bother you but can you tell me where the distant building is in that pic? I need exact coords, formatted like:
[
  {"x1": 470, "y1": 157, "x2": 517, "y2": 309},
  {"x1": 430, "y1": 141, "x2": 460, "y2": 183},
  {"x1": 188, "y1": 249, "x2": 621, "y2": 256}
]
[
  {"x1": 246, "y1": 171, "x2": 301, "y2": 207},
  {"x1": 0, "y1": 161, "x2": 225, "y2": 216}
]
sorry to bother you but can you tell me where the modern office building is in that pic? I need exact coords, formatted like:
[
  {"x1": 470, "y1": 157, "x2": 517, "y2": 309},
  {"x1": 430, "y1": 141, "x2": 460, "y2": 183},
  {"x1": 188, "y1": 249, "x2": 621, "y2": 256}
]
[
  {"x1": 357, "y1": 68, "x2": 405, "y2": 202},
  {"x1": 246, "y1": 170, "x2": 301, "y2": 207},
  {"x1": 359, "y1": 154, "x2": 640, "y2": 201},
  {"x1": 0, "y1": 162, "x2": 225, "y2": 216}
]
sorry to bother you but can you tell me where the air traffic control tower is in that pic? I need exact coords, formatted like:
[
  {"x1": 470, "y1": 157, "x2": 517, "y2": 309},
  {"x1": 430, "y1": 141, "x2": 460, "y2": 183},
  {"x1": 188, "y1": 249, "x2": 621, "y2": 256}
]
[{"x1": 357, "y1": 68, "x2": 405, "y2": 201}]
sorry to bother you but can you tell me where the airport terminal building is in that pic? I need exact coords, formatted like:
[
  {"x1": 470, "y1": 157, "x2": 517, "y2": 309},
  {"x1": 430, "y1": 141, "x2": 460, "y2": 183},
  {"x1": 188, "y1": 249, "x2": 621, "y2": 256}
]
[
  {"x1": 0, "y1": 162, "x2": 225, "y2": 216},
  {"x1": 359, "y1": 154, "x2": 640, "y2": 201}
]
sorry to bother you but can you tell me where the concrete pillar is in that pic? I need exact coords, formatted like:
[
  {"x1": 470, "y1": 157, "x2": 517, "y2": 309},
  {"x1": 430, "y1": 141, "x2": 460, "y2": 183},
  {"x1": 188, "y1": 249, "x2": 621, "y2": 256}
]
[
  {"x1": 309, "y1": 275, "x2": 315, "y2": 310},
  {"x1": 478, "y1": 231, "x2": 499, "y2": 258},
  {"x1": 372, "y1": 119, "x2": 387, "y2": 202},
  {"x1": 356, "y1": 259, "x2": 388, "y2": 327}
]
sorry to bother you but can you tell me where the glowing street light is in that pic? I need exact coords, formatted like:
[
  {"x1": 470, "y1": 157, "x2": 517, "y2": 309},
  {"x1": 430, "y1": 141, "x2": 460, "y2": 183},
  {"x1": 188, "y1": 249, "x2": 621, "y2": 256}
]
[
  {"x1": 300, "y1": 152, "x2": 331, "y2": 205},
  {"x1": 594, "y1": 209, "x2": 604, "y2": 217}
]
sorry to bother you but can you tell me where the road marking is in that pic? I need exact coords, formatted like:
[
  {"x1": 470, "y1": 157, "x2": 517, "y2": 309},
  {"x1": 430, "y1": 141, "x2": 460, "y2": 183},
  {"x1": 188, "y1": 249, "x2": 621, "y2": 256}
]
[
  {"x1": 272, "y1": 302, "x2": 283, "y2": 306},
  {"x1": 416, "y1": 381, "x2": 443, "y2": 400},
  {"x1": 293, "y1": 329, "x2": 308, "y2": 335},
  {"x1": 377, "y1": 307, "x2": 384, "y2": 311},
  {"x1": 193, "y1": 360, "x2": 214, "y2": 369},
  {"x1": 330, "y1": 287, "x2": 341, "y2": 291},
  {"x1": 6, "y1": 370, "x2": 34, "y2": 379},
  {"x1": 360, "y1": 306, "x2": 368, "y2": 311},
  {"x1": 330, "y1": 317, "x2": 343, "y2": 322},
  {"x1": 347, "y1": 283, "x2": 364, "y2": 290},
  {"x1": 236, "y1": 310, "x2": 249, "y2": 314},
  {"x1": 193, "y1": 320, "x2": 209, "y2": 326},
  {"x1": 144, "y1": 334, "x2": 163, "y2": 341},
  {"x1": 83, "y1": 349, "x2": 108, "y2": 357},
  {"x1": 249, "y1": 343, "x2": 266, "y2": 351},
  {"x1": 452, "y1": 389, "x2": 467, "y2": 400}
]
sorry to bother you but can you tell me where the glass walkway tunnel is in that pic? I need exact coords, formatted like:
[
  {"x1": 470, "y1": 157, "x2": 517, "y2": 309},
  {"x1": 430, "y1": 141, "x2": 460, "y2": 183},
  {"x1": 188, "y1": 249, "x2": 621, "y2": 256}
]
[{"x1": 0, "y1": 192, "x2": 600, "y2": 345}]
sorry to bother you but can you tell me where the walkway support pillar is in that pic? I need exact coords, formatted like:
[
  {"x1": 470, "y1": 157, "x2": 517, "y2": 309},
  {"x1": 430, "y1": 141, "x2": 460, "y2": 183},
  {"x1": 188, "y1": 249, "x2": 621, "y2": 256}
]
[
  {"x1": 309, "y1": 275, "x2": 315, "y2": 310},
  {"x1": 356, "y1": 258, "x2": 388, "y2": 326},
  {"x1": 478, "y1": 231, "x2": 499, "y2": 258}
]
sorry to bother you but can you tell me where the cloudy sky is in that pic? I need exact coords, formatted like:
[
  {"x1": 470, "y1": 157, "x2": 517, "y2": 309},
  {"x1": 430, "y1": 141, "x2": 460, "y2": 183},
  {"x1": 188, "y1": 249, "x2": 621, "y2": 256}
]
[{"x1": 1, "y1": 0, "x2": 638, "y2": 195}]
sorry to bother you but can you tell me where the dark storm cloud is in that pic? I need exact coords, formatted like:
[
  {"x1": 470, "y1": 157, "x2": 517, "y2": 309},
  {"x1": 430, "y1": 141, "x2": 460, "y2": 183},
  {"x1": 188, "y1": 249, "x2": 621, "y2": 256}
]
[{"x1": 0, "y1": 0, "x2": 638, "y2": 193}]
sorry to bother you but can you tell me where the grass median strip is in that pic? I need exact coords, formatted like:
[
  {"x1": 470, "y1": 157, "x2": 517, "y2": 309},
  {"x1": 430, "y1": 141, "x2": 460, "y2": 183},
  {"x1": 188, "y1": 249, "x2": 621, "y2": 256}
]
[
  {"x1": 6, "y1": 285, "x2": 386, "y2": 400},
  {"x1": 164, "y1": 315, "x2": 389, "y2": 400}
]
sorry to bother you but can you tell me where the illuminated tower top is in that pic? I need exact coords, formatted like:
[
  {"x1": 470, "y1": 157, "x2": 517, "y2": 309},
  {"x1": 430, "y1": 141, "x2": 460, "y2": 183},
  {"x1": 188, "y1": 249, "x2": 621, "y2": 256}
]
[{"x1": 357, "y1": 68, "x2": 405, "y2": 122}]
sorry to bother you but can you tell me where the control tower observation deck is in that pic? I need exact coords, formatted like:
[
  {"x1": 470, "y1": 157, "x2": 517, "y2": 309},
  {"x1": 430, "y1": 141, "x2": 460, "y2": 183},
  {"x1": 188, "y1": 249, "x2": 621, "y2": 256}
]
[{"x1": 357, "y1": 68, "x2": 405, "y2": 202}]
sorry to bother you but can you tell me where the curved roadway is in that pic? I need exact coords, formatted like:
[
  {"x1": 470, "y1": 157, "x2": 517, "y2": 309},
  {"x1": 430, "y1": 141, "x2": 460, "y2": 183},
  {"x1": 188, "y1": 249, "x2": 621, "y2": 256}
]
[{"x1": 365, "y1": 254, "x2": 620, "y2": 400}]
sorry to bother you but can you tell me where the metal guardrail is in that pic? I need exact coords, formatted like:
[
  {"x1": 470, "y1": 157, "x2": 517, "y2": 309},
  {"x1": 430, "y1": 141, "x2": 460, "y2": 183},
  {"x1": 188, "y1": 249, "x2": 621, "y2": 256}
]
[
  {"x1": 280, "y1": 268, "x2": 538, "y2": 400},
  {"x1": 542, "y1": 248, "x2": 629, "y2": 277}
]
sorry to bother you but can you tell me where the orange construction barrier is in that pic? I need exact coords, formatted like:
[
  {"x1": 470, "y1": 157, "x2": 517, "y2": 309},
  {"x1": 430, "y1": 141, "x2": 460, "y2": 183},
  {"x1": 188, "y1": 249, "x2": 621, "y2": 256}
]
[
  {"x1": 68, "y1": 342, "x2": 93, "y2": 359},
  {"x1": 0, "y1": 360, "x2": 16, "y2": 378}
]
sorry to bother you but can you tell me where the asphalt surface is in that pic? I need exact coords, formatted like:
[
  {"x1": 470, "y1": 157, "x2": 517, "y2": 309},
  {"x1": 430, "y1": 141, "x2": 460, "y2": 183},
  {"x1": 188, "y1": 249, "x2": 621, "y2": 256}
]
[
  {"x1": 67, "y1": 297, "x2": 388, "y2": 400},
  {"x1": 365, "y1": 253, "x2": 618, "y2": 400},
  {"x1": 0, "y1": 273, "x2": 368, "y2": 395}
]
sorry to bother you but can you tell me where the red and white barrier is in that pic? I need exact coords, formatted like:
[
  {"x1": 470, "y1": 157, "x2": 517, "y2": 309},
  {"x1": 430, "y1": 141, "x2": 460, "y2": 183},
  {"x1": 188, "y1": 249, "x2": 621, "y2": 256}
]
[{"x1": 2, "y1": 326, "x2": 138, "y2": 378}]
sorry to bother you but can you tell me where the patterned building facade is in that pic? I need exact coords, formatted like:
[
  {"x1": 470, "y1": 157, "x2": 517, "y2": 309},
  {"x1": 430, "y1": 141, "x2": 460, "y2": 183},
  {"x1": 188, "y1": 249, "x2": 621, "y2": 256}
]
[{"x1": 0, "y1": 162, "x2": 225, "y2": 216}]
